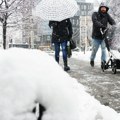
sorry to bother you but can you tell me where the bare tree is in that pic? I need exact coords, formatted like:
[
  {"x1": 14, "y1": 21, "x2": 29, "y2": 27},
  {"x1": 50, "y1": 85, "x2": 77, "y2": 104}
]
[{"x1": 0, "y1": 0, "x2": 36, "y2": 49}]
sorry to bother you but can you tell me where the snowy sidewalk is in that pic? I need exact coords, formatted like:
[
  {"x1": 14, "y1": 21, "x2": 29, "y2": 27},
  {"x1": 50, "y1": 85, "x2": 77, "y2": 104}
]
[{"x1": 66, "y1": 57, "x2": 120, "y2": 113}]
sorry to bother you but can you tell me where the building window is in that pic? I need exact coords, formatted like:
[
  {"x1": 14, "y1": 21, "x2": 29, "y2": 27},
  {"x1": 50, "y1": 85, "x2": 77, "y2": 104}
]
[
  {"x1": 81, "y1": 11, "x2": 85, "y2": 16},
  {"x1": 84, "y1": 5, "x2": 86, "y2": 10},
  {"x1": 76, "y1": 20, "x2": 78, "y2": 26},
  {"x1": 87, "y1": 5, "x2": 89, "y2": 10},
  {"x1": 81, "y1": 4, "x2": 84, "y2": 10}
]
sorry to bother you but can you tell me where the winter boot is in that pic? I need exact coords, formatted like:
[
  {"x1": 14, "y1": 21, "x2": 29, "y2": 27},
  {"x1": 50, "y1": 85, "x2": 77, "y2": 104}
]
[
  {"x1": 55, "y1": 57, "x2": 59, "y2": 64},
  {"x1": 90, "y1": 60, "x2": 94, "y2": 67},
  {"x1": 64, "y1": 60, "x2": 70, "y2": 71},
  {"x1": 101, "y1": 61, "x2": 106, "y2": 69}
]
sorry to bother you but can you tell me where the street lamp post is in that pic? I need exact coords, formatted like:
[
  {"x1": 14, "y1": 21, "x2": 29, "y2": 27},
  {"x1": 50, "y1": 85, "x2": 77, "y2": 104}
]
[
  {"x1": 79, "y1": 16, "x2": 81, "y2": 51},
  {"x1": 30, "y1": 17, "x2": 34, "y2": 49}
]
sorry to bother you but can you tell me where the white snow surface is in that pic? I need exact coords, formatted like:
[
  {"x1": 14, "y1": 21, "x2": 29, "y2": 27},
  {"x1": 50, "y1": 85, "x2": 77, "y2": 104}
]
[
  {"x1": 0, "y1": 48, "x2": 120, "y2": 120},
  {"x1": 72, "y1": 49, "x2": 120, "y2": 64}
]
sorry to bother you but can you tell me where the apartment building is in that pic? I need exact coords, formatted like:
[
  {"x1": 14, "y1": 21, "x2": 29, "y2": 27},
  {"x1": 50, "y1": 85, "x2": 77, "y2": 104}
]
[{"x1": 71, "y1": 0, "x2": 93, "y2": 50}]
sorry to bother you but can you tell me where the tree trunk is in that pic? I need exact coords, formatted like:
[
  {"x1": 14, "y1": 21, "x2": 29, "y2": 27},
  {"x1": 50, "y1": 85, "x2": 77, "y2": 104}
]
[{"x1": 3, "y1": 20, "x2": 7, "y2": 49}]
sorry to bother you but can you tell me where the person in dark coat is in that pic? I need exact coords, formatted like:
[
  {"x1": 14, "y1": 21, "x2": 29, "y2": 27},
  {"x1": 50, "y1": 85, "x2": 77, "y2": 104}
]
[
  {"x1": 90, "y1": 2, "x2": 116, "y2": 67},
  {"x1": 49, "y1": 18, "x2": 73, "y2": 71}
]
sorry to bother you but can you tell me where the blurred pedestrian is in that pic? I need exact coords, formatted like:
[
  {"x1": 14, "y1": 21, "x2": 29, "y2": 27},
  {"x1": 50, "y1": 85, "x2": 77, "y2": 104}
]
[
  {"x1": 49, "y1": 18, "x2": 73, "y2": 71},
  {"x1": 90, "y1": 2, "x2": 115, "y2": 67}
]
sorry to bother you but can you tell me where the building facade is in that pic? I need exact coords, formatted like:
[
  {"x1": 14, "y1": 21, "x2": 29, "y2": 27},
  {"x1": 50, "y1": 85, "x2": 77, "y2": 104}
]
[{"x1": 71, "y1": 1, "x2": 93, "y2": 51}]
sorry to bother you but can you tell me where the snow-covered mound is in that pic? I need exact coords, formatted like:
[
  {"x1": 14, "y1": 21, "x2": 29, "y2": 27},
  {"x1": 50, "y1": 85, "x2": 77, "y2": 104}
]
[{"x1": 0, "y1": 48, "x2": 120, "y2": 120}]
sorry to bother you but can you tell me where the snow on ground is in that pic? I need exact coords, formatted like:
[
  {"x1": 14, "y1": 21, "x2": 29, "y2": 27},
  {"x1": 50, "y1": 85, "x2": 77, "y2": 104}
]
[
  {"x1": 0, "y1": 48, "x2": 120, "y2": 120},
  {"x1": 72, "y1": 49, "x2": 120, "y2": 65}
]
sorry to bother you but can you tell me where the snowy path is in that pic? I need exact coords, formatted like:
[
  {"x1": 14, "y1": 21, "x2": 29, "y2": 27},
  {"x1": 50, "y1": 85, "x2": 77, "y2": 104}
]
[{"x1": 67, "y1": 58, "x2": 120, "y2": 113}]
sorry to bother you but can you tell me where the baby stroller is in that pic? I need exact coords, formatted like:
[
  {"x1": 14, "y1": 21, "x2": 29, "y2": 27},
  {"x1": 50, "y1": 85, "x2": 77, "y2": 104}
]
[{"x1": 100, "y1": 26, "x2": 120, "y2": 74}]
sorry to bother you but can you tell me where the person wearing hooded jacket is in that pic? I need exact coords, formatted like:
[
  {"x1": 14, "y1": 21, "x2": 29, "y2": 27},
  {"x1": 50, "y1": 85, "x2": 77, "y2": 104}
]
[
  {"x1": 90, "y1": 2, "x2": 116, "y2": 67},
  {"x1": 49, "y1": 18, "x2": 73, "y2": 71}
]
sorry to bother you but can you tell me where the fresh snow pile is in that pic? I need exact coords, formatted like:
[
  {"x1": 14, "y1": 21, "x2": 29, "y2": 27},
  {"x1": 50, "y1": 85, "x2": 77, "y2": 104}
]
[{"x1": 0, "y1": 48, "x2": 120, "y2": 120}]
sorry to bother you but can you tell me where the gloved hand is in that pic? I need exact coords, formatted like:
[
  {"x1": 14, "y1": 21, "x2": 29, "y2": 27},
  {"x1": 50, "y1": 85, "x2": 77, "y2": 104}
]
[{"x1": 101, "y1": 25, "x2": 107, "y2": 30}]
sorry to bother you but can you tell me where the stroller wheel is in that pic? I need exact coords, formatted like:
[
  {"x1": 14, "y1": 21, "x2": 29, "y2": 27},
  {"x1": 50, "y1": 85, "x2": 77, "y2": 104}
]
[{"x1": 112, "y1": 66, "x2": 116, "y2": 74}]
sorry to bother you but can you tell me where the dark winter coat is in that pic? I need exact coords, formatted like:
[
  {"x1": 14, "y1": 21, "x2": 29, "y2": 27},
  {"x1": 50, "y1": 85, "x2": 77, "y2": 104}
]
[
  {"x1": 92, "y1": 3, "x2": 115, "y2": 40},
  {"x1": 49, "y1": 18, "x2": 73, "y2": 43}
]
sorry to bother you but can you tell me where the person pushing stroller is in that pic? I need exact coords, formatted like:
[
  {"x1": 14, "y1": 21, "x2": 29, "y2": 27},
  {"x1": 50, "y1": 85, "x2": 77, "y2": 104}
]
[{"x1": 90, "y1": 2, "x2": 116, "y2": 67}]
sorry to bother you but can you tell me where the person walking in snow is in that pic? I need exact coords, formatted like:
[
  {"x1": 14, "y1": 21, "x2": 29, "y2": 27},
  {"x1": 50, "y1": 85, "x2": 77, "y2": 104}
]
[
  {"x1": 90, "y1": 2, "x2": 115, "y2": 67},
  {"x1": 49, "y1": 18, "x2": 73, "y2": 71}
]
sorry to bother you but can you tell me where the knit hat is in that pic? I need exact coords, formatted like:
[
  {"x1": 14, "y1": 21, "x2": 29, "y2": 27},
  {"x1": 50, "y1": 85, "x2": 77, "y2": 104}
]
[{"x1": 99, "y1": 2, "x2": 109, "y2": 12}]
